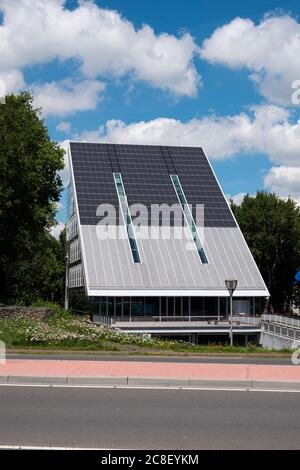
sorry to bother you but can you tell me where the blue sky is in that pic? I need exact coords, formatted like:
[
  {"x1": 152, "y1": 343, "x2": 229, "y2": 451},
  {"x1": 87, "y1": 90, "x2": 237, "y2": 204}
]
[{"x1": 0, "y1": 0, "x2": 299, "y2": 231}]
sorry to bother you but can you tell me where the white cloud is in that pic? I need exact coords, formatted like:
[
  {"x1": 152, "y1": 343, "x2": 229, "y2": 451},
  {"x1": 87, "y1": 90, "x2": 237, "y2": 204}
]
[
  {"x1": 56, "y1": 121, "x2": 72, "y2": 134},
  {"x1": 72, "y1": 105, "x2": 300, "y2": 202},
  {"x1": 0, "y1": 69, "x2": 25, "y2": 94},
  {"x1": 226, "y1": 192, "x2": 249, "y2": 206},
  {"x1": 200, "y1": 14, "x2": 300, "y2": 105},
  {"x1": 74, "y1": 104, "x2": 300, "y2": 165},
  {"x1": 0, "y1": 0, "x2": 200, "y2": 97},
  {"x1": 264, "y1": 166, "x2": 300, "y2": 203},
  {"x1": 50, "y1": 222, "x2": 65, "y2": 239},
  {"x1": 32, "y1": 79, "x2": 105, "y2": 116},
  {"x1": 58, "y1": 139, "x2": 70, "y2": 187}
]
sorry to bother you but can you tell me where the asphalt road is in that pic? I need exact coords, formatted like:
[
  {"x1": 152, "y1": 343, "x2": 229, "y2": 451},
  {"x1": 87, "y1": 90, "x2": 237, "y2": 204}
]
[
  {"x1": 0, "y1": 385, "x2": 299, "y2": 449},
  {"x1": 7, "y1": 353, "x2": 293, "y2": 365}
]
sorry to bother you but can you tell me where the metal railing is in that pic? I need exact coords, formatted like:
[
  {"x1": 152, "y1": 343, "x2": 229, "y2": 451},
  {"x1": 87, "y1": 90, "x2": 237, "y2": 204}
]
[
  {"x1": 262, "y1": 314, "x2": 300, "y2": 330},
  {"x1": 232, "y1": 316, "x2": 261, "y2": 326},
  {"x1": 93, "y1": 315, "x2": 113, "y2": 326},
  {"x1": 93, "y1": 314, "x2": 261, "y2": 326},
  {"x1": 262, "y1": 321, "x2": 300, "y2": 341}
]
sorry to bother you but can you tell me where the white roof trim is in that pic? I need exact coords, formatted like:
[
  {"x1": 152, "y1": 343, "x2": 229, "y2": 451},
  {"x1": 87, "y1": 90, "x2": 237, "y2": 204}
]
[{"x1": 87, "y1": 288, "x2": 269, "y2": 297}]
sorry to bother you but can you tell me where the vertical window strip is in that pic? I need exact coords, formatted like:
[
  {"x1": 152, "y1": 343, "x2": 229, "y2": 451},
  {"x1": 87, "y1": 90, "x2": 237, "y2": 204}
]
[
  {"x1": 170, "y1": 174, "x2": 208, "y2": 264},
  {"x1": 113, "y1": 173, "x2": 141, "y2": 263}
]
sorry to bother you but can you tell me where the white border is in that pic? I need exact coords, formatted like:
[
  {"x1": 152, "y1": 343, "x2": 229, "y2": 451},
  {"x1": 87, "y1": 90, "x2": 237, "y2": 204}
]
[{"x1": 87, "y1": 288, "x2": 268, "y2": 297}]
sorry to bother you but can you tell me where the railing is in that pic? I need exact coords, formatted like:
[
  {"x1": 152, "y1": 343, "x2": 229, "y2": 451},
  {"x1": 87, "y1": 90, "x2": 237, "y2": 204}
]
[
  {"x1": 93, "y1": 314, "x2": 261, "y2": 327},
  {"x1": 262, "y1": 321, "x2": 300, "y2": 341},
  {"x1": 93, "y1": 315, "x2": 113, "y2": 326},
  {"x1": 262, "y1": 314, "x2": 300, "y2": 329},
  {"x1": 232, "y1": 316, "x2": 261, "y2": 326}
]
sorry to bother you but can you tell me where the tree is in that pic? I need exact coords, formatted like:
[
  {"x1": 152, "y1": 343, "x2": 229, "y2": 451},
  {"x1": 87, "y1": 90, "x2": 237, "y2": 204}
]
[
  {"x1": 11, "y1": 228, "x2": 67, "y2": 305},
  {"x1": 231, "y1": 192, "x2": 300, "y2": 313},
  {"x1": 0, "y1": 92, "x2": 65, "y2": 302}
]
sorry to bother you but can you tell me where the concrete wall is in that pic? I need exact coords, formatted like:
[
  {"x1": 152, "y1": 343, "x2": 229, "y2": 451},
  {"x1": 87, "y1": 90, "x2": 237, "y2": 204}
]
[
  {"x1": 260, "y1": 332, "x2": 300, "y2": 350},
  {"x1": 0, "y1": 306, "x2": 54, "y2": 320}
]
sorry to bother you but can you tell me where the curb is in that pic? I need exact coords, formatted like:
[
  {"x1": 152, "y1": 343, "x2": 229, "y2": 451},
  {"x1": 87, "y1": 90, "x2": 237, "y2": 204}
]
[{"x1": 0, "y1": 375, "x2": 300, "y2": 390}]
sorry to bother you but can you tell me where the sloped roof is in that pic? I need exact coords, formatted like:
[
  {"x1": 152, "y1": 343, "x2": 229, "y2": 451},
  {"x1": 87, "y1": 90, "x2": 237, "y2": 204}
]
[{"x1": 69, "y1": 142, "x2": 269, "y2": 297}]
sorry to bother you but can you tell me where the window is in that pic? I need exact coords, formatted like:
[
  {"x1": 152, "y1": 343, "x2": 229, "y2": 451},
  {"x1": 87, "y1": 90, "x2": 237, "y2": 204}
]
[
  {"x1": 69, "y1": 264, "x2": 84, "y2": 288},
  {"x1": 66, "y1": 214, "x2": 78, "y2": 241},
  {"x1": 170, "y1": 174, "x2": 208, "y2": 264},
  {"x1": 69, "y1": 239, "x2": 81, "y2": 264},
  {"x1": 113, "y1": 173, "x2": 141, "y2": 263}
]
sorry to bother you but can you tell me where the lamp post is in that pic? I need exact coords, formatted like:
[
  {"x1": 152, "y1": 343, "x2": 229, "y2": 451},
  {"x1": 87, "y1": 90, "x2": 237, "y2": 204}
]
[
  {"x1": 64, "y1": 254, "x2": 69, "y2": 311},
  {"x1": 225, "y1": 279, "x2": 238, "y2": 346}
]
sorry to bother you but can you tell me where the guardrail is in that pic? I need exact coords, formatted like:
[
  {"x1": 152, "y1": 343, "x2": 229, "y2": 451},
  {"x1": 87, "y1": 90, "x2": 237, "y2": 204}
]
[
  {"x1": 232, "y1": 316, "x2": 261, "y2": 325},
  {"x1": 93, "y1": 315, "x2": 261, "y2": 326},
  {"x1": 93, "y1": 315, "x2": 113, "y2": 326},
  {"x1": 261, "y1": 314, "x2": 300, "y2": 329},
  {"x1": 262, "y1": 321, "x2": 300, "y2": 341}
]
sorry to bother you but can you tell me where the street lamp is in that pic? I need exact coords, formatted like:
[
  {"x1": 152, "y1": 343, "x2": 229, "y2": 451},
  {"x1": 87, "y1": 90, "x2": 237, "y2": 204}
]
[
  {"x1": 225, "y1": 279, "x2": 238, "y2": 346},
  {"x1": 64, "y1": 254, "x2": 69, "y2": 311}
]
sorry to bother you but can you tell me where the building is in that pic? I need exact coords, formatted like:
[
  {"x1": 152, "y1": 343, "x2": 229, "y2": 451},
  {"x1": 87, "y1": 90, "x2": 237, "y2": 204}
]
[{"x1": 66, "y1": 142, "x2": 269, "y2": 344}]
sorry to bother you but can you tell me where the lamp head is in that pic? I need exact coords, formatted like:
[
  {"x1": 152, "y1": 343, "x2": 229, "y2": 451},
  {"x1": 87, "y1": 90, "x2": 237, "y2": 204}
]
[{"x1": 225, "y1": 279, "x2": 238, "y2": 293}]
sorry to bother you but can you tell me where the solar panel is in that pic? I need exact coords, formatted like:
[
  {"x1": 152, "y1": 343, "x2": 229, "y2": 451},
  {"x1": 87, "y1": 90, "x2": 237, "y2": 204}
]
[{"x1": 69, "y1": 142, "x2": 236, "y2": 228}]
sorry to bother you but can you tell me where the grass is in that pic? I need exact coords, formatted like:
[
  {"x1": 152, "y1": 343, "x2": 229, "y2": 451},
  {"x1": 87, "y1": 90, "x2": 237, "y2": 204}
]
[{"x1": 0, "y1": 302, "x2": 293, "y2": 356}]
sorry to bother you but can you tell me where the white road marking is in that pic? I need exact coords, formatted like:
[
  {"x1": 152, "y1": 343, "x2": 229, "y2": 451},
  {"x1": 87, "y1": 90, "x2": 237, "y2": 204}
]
[{"x1": 0, "y1": 383, "x2": 299, "y2": 393}]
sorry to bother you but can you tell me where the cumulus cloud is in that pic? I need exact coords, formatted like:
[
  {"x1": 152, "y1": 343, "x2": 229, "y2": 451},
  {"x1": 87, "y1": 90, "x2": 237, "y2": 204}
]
[
  {"x1": 50, "y1": 222, "x2": 65, "y2": 239},
  {"x1": 32, "y1": 79, "x2": 105, "y2": 116},
  {"x1": 58, "y1": 139, "x2": 70, "y2": 187},
  {"x1": 264, "y1": 166, "x2": 300, "y2": 203},
  {"x1": 200, "y1": 14, "x2": 300, "y2": 105},
  {"x1": 0, "y1": 0, "x2": 200, "y2": 97},
  {"x1": 56, "y1": 121, "x2": 72, "y2": 134},
  {"x1": 226, "y1": 193, "x2": 249, "y2": 206},
  {"x1": 73, "y1": 104, "x2": 300, "y2": 165},
  {"x1": 0, "y1": 69, "x2": 25, "y2": 94},
  {"x1": 71, "y1": 105, "x2": 300, "y2": 201}
]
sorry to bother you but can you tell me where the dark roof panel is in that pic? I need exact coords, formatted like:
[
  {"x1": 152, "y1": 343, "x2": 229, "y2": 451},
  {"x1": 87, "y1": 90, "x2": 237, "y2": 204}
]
[{"x1": 69, "y1": 142, "x2": 236, "y2": 228}]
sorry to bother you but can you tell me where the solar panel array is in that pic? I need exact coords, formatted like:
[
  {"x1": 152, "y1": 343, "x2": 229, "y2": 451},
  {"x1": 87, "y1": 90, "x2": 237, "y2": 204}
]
[{"x1": 70, "y1": 142, "x2": 236, "y2": 228}]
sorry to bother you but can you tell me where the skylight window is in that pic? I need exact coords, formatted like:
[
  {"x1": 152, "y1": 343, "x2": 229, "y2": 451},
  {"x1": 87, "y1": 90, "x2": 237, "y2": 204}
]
[
  {"x1": 114, "y1": 173, "x2": 141, "y2": 263},
  {"x1": 170, "y1": 174, "x2": 208, "y2": 264}
]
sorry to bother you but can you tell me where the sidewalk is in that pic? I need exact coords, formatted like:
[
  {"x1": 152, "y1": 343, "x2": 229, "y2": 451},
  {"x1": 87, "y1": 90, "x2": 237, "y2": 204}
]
[{"x1": 1, "y1": 359, "x2": 300, "y2": 389}]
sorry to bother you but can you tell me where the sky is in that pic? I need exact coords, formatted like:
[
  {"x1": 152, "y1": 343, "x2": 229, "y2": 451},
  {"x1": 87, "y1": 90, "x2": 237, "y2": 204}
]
[{"x1": 0, "y1": 0, "x2": 299, "y2": 236}]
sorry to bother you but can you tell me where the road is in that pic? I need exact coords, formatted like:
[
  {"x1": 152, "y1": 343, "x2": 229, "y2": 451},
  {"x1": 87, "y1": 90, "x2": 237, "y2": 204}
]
[
  {"x1": 0, "y1": 385, "x2": 299, "y2": 449},
  {"x1": 7, "y1": 353, "x2": 293, "y2": 365}
]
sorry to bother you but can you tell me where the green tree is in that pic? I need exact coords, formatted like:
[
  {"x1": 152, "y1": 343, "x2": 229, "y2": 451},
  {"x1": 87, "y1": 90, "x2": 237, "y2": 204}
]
[
  {"x1": 0, "y1": 92, "x2": 65, "y2": 302},
  {"x1": 231, "y1": 192, "x2": 300, "y2": 313},
  {"x1": 11, "y1": 228, "x2": 67, "y2": 305}
]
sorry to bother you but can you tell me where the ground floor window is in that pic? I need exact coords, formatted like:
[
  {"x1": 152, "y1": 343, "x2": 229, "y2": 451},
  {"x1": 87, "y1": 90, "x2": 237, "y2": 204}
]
[
  {"x1": 88, "y1": 295, "x2": 264, "y2": 319},
  {"x1": 68, "y1": 292, "x2": 265, "y2": 319}
]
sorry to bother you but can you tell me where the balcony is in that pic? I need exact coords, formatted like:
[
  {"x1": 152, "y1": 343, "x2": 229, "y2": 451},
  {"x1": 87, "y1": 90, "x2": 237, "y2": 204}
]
[{"x1": 93, "y1": 314, "x2": 261, "y2": 335}]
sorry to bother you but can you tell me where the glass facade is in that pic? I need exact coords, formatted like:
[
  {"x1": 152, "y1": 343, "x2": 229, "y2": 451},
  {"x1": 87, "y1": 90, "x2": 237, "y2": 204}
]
[
  {"x1": 170, "y1": 174, "x2": 208, "y2": 264},
  {"x1": 90, "y1": 296, "x2": 233, "y2": 319},
  {"x1": 113, "y1": 172, "x2": 141, "y2": 263},
  {"x1": 81, "y1": 295, "x2": 263, "y2": 320}
]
